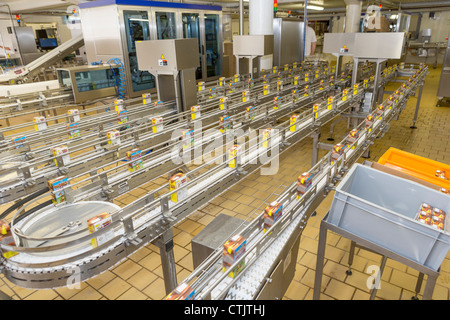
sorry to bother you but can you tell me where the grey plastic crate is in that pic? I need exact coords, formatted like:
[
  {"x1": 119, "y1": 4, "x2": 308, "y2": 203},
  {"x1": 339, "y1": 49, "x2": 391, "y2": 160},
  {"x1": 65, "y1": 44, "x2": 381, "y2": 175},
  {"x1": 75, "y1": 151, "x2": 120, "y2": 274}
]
[{"x1": 328, "y1": 163, "x2": 450, "y2": 272}]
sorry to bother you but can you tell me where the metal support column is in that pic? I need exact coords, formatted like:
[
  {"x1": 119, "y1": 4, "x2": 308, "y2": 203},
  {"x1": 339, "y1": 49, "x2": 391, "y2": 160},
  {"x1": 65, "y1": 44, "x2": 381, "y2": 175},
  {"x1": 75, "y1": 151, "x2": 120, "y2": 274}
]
[
  {"x1": 410, "y1": 80, "x2": 424, "y2": 129},
  {"x1": 311, "y1": 130, "x2": 320, "y2": 167},
  {"x1": 313, "y1": 218, "x2": 327, "y2": 300},
  {"x1": 155, "y1": 228, "x2": 178, "y2": 294},
  {"x1": 239, "y1": 0, "x2": 244, "y2": 36}
]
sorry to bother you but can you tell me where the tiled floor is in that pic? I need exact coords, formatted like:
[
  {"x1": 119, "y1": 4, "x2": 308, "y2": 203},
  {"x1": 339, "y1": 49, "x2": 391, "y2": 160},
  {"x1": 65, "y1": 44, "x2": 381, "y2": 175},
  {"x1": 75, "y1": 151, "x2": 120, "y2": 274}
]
[{"x1": 0, "y1": 65, "x2": 449, "y2": 300}]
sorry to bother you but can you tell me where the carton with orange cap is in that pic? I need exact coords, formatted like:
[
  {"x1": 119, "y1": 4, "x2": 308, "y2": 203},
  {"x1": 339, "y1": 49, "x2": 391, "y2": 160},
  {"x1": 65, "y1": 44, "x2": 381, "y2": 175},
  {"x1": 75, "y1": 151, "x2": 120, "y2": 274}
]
[{"x1": 223, "y1": 234, "x2": 246, "y2": 278}]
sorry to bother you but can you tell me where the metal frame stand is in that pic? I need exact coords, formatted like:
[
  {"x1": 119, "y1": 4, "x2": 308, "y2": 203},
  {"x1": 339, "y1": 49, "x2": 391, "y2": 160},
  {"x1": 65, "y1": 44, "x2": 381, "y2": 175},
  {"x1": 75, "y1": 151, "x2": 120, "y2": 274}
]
[
  {"x1": 154, "y1": 228, "x2": 178, "y2": 294},
  {"x1": 314, "y1": 213, "x2": 440, "y2": 300},
  {"x1": 410, "y1": 79, "x2": 424, "y2": 129}
]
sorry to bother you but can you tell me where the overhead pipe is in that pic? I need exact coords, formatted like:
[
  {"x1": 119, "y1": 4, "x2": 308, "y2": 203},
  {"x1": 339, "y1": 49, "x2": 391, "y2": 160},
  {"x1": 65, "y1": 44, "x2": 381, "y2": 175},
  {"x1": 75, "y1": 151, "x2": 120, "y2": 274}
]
[
  {"x1": 239, "y1": 0, "x2": 244, "y2": 35},
  {"x1": 344, "y1": 0, "x2": 362, "y2": 33}
]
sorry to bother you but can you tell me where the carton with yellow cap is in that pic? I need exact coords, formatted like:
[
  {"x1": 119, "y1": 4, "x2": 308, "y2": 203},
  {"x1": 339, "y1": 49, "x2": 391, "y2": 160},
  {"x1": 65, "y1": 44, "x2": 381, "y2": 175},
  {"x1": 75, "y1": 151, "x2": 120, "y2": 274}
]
[
  {"x1": 342, "y1": 88, "x2": 349, "y2": 101},
  {"x1": 126, "y1": 148, "x2": 143, "y2": 173},
  {"x1": 68, "y1": 109, "x2": 80, "y2": 123},
  {"x1": 87, "y1": 212, "x2": 114, "y2": 248},
  {"x1": 262, "y1": 128, "x2": 272, "y2": 149},
  {"x1": 0, "y1": 219, "x2": 18, "y2": 259},
  {"x1": 223, "y1": 234, "x2": 246, "y2": 278},
  {"x1": 264, "y1": 202, "x2": 283, "y2": 232},
  {"x1": 67, "y1": 122, "x2": 81, "y2": 139},
  {"x1": 12, "y1": 136, "x2": 26, "y2": 149},
  {"x1": 191, "y1": 105, "x2": 201, "y2": 120},
  {"x1": 297, "y1": 172, "x2": 313, "y2": 196},
  {"x1": 142, "y1": 93, "x2": 151, "y2": 105},
  {"x1": 165, "y1": 283, "x2": 195, "y2": 300},
  {"x1": 313, "y1": 104, "x2": 319, "y2": 119},
  {"x1": 182, "y1": 129, "x2": 194, "y2": 149},
  {"x1": 376, "y1": 104, "x2": 385, "y2": 118},
  {"x1": 365, "y1": 114, "x2": 374, "y2": 131},
  {"x1": 246, "y1": 106, "x2": 255, "y2": 121},
  {"x1": 290, "y1": 114, "x2": 299, "y2": 132},
  {"x1": 228, "y1": 144, "x2": 241, "y2": 168},
  {"x1": 219, "y1": 115, "x2": 231, "y2": 133},
  {"x1": 52, "y1": 145, "x2": 70, "y2": 166},
  {"x1": 117, "y1": 110, "x2": 128, "y2": 125},
  {"x1": 273, "y1": 96, "x2": 281, "y2": 110},
  {"x1": 346, "y1": 129, "x2": 360, "y2": 148},
  {"x1": 332, "y1": 144, "x2": 345, "y2": 161},
  {"x1": 169, "y1": 172, "x2": 188, "y2": 203},
  {"x1": 114, "y1": 99, "x2": 124, "y2": 112},
  {"x1": 219, "y1": 96, "x2": 228, "y2": 110},
  {"x1": 34, "y1": 116, "x2": 47, "y2": 131},
  {"x1": 48, "y1": 176, "x2": 68, "y2": 204},
  {"x1": 106, "y1": 130, "x2": 120, "y2": 145},
  {"x1": 242, "y1": 90, "x2": 250, "y2": 103},
  {"x1": 152, "y1": 116, "x2": 164, "y2": 133}
]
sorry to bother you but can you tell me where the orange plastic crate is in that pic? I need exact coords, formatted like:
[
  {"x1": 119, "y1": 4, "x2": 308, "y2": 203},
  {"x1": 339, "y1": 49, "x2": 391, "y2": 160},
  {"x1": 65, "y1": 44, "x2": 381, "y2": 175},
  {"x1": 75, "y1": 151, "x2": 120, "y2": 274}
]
[{"x1": 378, "y1": 148, "x2": 450, "y2": 190}]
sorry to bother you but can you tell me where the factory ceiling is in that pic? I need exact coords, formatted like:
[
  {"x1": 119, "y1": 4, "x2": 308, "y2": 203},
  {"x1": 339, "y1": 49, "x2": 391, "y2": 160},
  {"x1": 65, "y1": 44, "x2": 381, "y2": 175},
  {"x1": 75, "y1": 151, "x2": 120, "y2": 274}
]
[{"x1": 0, "y1": 0, "x2": 449, "y2": 14}]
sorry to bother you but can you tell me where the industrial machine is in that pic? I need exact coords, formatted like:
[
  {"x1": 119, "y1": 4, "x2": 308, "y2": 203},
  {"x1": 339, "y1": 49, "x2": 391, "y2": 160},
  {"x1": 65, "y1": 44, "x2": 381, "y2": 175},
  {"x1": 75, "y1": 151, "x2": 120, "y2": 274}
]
[
  {"x1": 78, "y1": 0, "x2": 223, "y2": 98},
  {"x1": 233, "y1": 35, "x2": 274, "y2": 78},
  {"x1": 136, "y1": 38, "x2": 199, "y2": 114},
  {"x1": 0, "y1": 34, "x2": 85, "y2": 84},
  {"x1": 57, "y1": 64, "x2": 122, "y2": 104},
  {"x1": 273, "y1": 18, "x2": 305, "y2": 67}
]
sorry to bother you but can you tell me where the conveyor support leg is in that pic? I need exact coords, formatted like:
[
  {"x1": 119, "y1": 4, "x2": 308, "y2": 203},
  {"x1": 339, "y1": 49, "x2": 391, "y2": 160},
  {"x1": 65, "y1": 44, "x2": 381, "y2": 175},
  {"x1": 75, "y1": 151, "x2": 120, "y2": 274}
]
[
  {"x1": 410, "y1": 80, "x2": 424, "y2": 129},
  {"x1": 155, "y1": 228, "x2": 178, "y2": 295},
  {"x1": 313, "y1": 220, "x2": 327, "y2": 300}
]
